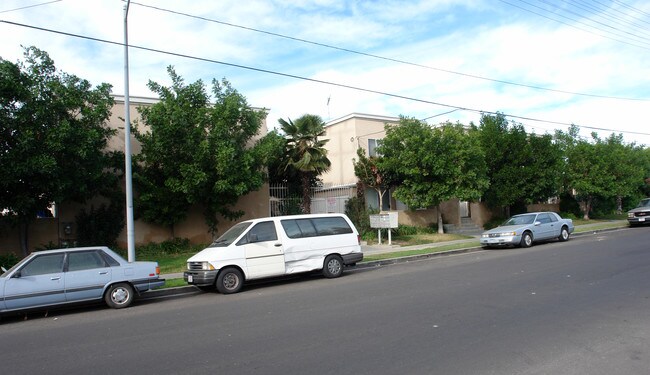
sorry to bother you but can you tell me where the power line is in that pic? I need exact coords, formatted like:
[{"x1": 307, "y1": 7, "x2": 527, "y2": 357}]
[
  {"x1": 536, "y1": 0, "x2": 650, "y2": 44},
  {"x1": 127, "y1": 0, "x2": 649, "y2": 103},
  {"x1": 2, "y1": 19, "x2": 649, "y2": 139},
  {"x1": 498, "y1": 0, "x2": 650, "y2": 51},
  {"x1": 0, "y1": 0, "x2": 63, "y2": 14}
]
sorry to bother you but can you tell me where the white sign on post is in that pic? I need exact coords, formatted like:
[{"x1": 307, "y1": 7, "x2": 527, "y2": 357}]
[{"x1": 369, "y1": 212, "x2": 398, "y2": 245}]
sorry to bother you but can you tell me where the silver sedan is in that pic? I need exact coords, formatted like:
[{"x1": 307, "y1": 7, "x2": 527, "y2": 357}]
[{"x1": 480, "y1": 212, "x2": 574, "y2": 248}]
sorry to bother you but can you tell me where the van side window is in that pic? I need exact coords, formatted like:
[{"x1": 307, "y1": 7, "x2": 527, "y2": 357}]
[
  {"x1": 240, "y1": 221, "x2": 277, "y2": 244},
  {"x1": 281, "y1": 217, "x2": 352, "y2": 238},
  {"x1": 296, "y1": 219, "x2": 317, "y2": 237},
  {"x1": 312, "y1": 217, "x2": 353, "y2": 235}
]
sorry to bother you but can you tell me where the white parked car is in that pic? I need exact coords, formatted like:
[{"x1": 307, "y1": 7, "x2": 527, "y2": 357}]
[{"x1": 184, "y1": 214, "x2": 363, "y2": 294}]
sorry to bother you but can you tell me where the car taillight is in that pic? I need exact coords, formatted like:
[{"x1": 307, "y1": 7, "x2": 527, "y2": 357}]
[
  {"x1": 155, "y1": 266, "x2": 160, "y2": 275},
  {"x1": 357, "y1": 235, "x2": 361, "y2": 244}
]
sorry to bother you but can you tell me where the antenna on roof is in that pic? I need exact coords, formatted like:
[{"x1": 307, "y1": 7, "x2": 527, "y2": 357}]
[{"x1": 327, "y1": 95, "x2": 331, "y2": 120}]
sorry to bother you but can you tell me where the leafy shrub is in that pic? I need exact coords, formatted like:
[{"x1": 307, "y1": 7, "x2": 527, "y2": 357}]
[
  {"x1": 559, "y1": 212, "x2": 579, "y2": 221},
  {"x1": 559, "y1": 192, "x2": 581, "y2": 218},
  {"x1": 345, "y1": 196, "x2": 377, "y2": 236},
  {"x1": 76, "y1": 203, "x2": 125, "y2": 248},
  {"x1": 126, "y1": 238, "x2": 206, "y2": 257},
  {"x1": 0, "y1": 252, "x2": 19, "y2": 270},
  {"x1": 279, "y1": 196, "x2": 303, "y2": 215},
  {"x1": 394, "y1": 225, "x2": 417, "y2": 236},
  {"x1": 483, "y1": 217, "x2": 506, "y2": 230},
  {"x1": 35, "y1": 241, "x2": 63, "y2": 251}
]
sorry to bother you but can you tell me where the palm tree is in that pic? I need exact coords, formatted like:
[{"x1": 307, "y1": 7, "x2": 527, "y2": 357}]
[{"x1": 278, "y1": 114, "x2": 331, "y2": 214}]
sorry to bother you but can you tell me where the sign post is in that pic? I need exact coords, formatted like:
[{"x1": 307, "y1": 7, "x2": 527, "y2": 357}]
[{"x1": 369, "y1": 212, "x2": 399, "y2": 245}]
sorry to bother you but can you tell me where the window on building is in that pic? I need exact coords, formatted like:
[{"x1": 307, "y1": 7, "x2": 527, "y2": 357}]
[{"x1": 368, "y1": 139, "x2": 378, "y2": 157}]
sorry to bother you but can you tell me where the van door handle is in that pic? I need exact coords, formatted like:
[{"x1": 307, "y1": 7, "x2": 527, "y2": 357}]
[
  {"x1": 274, "y1": 243, "x2": 282, "y2": 247},
  {"x1": 51, "y1": 277, "x2": 61, "y2": 281},
  {"x1": 99, "y1": 271, "x2": 108, "y2": 275}
]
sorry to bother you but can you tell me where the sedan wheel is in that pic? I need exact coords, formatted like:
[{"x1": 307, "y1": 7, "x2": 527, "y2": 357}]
[
  {"x1": 558, "y1": 226, "x2": 570, "y2": 242},
  {"x1": 520, "y1": 232, "x2": 533, "y2": 248},
  {"x1": 105, "y1": 283, "x2": 134, "y2": 309}
]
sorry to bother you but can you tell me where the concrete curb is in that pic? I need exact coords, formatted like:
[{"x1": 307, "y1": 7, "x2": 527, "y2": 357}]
[{"x1": 141, "y1": 225, "x2": 629, "y2": 300}]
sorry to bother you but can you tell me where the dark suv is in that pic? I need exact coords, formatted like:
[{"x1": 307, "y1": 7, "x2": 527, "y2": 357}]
[{"x1": 627, "y1": 198, "x2": 650, "y2": 227}]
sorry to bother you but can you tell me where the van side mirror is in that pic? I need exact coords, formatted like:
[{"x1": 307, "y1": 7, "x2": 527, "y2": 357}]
[
  {"x1": 534, "y1": 221, "x2": 541, "y2": 226},
  {"x1": 12, "y1": 270, "x2": 21, "y2": 278}
]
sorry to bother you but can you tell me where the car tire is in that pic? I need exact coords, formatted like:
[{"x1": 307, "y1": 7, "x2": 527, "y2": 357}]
[
  {"x1": 104, "y1": 283, "x2": 135, "y2": 309},
  {"x1": 520, "y1": 232, "x2": 533, "y2": 248},
  {"x1": 216, "y1": 267, "x2": 243, "y2": 294},
  {"x1": 558, "y1": 226, "x2": 570, "y2": 242},
  {"x1": 323, "y1": 255, "x2": 344, "y2": 278}
]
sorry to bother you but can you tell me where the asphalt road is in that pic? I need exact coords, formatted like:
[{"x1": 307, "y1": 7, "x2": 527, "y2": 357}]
[{"x1": 1, "y1": 227, "x2": 649, "y2": 374}]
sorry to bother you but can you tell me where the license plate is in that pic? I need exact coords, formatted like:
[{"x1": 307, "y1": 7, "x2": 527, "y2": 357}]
[
  {"x1": 188, "y1": 275, "x2": 193, "y2": 282},
  {"x1": 640, "y1": 218, "x2": 645, "y2": 222}
]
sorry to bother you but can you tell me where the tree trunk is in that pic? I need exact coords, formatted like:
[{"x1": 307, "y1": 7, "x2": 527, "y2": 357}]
[
  {"x1": 301, "y1": 173, "x2": 311, "y2": 214},
  {"x1": 437, "y1": 205, "x2": 444, "y2": 234},
  {"x1": 19, "y1": 220, "x2": 29, "y2": 257},
  {"x1": 580, "y1": 197, "x2": 592, "y2": 220},
  {"x1": 616, "y1": 195, "x2": 623, "y2": 215}
]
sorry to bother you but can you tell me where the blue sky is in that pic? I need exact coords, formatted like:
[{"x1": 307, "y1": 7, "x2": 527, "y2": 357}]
[{"x1": 1, "y1": 0, "x2": 649, "y2": 145}]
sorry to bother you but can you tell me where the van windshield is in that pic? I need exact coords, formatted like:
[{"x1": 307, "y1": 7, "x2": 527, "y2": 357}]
[{"x1": 209, "y1": 222, "x2": 252, "y2": 247}]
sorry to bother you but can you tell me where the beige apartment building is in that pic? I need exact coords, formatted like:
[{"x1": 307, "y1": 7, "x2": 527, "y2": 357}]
[{"x1": 320, "y1": 113, "x2": 490, "y2": 231}]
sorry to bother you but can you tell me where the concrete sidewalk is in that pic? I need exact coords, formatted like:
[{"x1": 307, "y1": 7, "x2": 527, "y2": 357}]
[{"x1": 158, "y1": 220, "x2": 629, "y2": 282}]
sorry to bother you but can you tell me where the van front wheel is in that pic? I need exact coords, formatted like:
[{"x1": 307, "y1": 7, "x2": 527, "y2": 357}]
[
  {"x1": 323, "y1": 255, "x2": 344, "y2": 278},
  {"x1": 216, "y1": 268, "x2": 243, "y2": 294}
]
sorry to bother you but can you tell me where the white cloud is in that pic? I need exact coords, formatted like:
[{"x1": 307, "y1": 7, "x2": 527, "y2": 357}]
[{"x1": 1, "y1": 0, "x2": 648, "y2": 145}]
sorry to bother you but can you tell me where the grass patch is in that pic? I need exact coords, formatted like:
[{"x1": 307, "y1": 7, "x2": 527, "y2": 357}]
[
  {"x1": 362, "y1": 240, "x2": 481, "y2": 262},
  {"x1": 139, "y1": 252, "x2": 195, "y2": 274},
  {"x1": 157, "y1": 278, "x2": 188, "y2": 289},
  {"x1": 573, "y1": 221, "x2": 628, "y2": 233},
  {"x1": 366, "y1": 232, "x2": 471, "y2": 246}
]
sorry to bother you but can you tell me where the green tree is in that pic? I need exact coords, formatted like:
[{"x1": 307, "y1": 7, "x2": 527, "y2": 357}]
[
  {"x1": 353, "y1": 147, "x2": 396, "y2": 211},
  {"x1": 559, "y1": 129, "x2": 647, "y2": 219},
  {"x1": 277, "y1": 114, "x2": 331, "y2": 214},
  {"x1": 378, "y1": 117, "x2": 488, "y2": 233},
  {"x1": 134, "y1": 67, "x2": 268, "y2": 235},
  {"x1": 0, "y1": 47, "x2": 118, "y2": 255},
  {"x1": 477, "y1": 113, "x2": 562, "y2": 217}
]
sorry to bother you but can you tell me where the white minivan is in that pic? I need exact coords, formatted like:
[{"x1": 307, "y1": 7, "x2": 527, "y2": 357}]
[{"x1": 183, "y1": 213, "x2": 363, "y2": 294}]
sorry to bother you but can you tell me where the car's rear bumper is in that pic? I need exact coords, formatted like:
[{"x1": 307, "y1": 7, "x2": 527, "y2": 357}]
[
  {"x1": 133, "y1": 278, "x2": 165, "y2": 292},
  {"x1": 342, "y1": 252, "x2": 363, "y2": 265}
]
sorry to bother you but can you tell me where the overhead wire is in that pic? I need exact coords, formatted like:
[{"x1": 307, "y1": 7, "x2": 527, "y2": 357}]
[
  {"x1": 497, "y1": 0, "x2": 650, "y2": 50},
  {"x1": 0, "y1": 0, "x2": 62, "y2": 14},
  {"x1": 2, "y1": 19, "x2": 649, "y2": 139},
  {"x1": 535, "y1": 0, "x2": 650, "y2": 44},
  {"x1": 126, "y1": 0, "x2": 648, "y2": 103}
]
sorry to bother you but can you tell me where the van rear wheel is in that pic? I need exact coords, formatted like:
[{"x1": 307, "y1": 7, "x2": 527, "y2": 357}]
[
  {"x1": 323, "y1": 255, "x2": 344, "y2": 278},
  {"x1": 216, "y1": 267, "x2": 243, "y2": 294}
]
